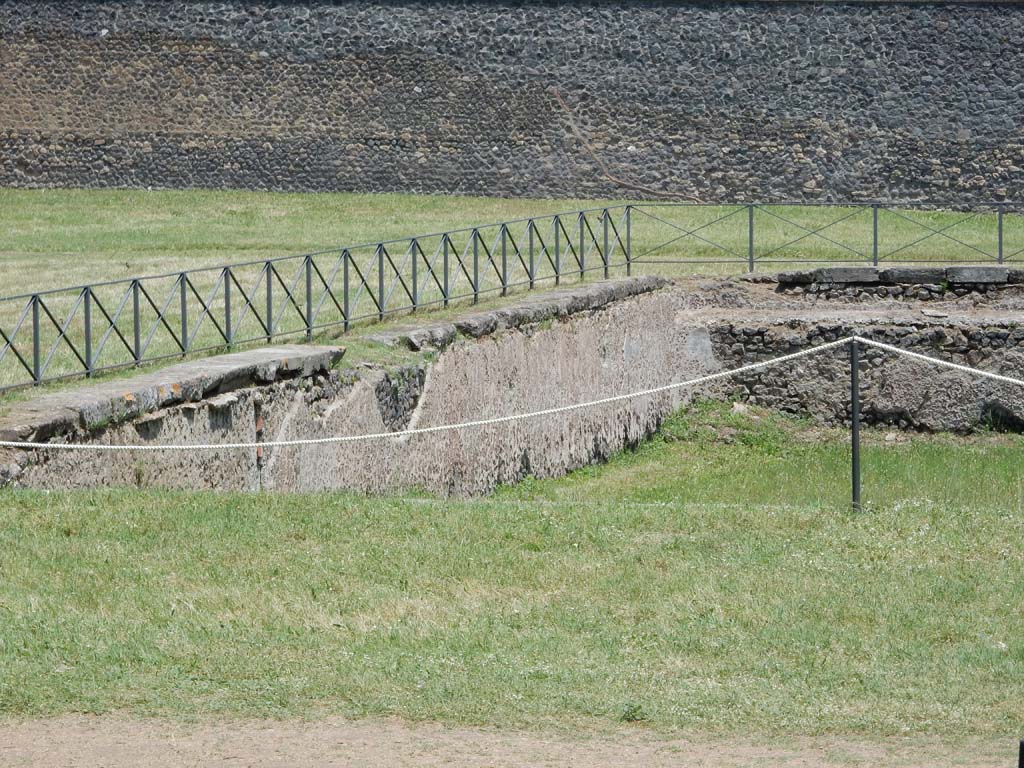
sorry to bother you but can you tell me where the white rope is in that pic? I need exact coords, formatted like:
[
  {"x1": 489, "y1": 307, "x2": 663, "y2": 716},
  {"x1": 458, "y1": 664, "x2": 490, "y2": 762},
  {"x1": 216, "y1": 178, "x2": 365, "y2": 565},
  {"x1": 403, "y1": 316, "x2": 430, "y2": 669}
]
[
  {"x1": 853, "y1": 336, "x2": 1024, "y2": 387},
  {"x1": 1, "y1": 334, "x2": 1021, "y2": 453},
  {"x1": 0, "y1": 337, "x2": 851, "y2": 452}
]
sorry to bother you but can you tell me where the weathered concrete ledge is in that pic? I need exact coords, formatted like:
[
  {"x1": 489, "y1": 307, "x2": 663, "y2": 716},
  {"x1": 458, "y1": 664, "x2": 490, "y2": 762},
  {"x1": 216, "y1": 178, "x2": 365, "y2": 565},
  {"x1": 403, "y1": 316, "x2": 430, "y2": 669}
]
[
  {"x1": 0, "y1": 345, "x2": 343, "y2": 443},
  {"x1": 367, "y1": 276, "x2": 669, "y2": 351}
]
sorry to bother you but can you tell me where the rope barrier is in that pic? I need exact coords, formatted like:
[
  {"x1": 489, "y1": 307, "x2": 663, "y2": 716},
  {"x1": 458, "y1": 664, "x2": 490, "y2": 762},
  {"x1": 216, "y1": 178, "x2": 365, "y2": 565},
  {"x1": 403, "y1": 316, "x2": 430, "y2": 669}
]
[
  {"x1": 853, "y1": 336, "x2": 1024, "y2": 387},
  {"x1": 1, "y1": 334, "x2": 1022, "y2": 453}
]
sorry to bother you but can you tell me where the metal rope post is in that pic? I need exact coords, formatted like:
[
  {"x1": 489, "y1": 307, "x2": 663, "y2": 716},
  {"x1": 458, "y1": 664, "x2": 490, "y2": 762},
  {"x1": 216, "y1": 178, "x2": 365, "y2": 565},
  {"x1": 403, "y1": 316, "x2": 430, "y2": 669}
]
[{"x1": 850, "y1": 337, "x2": 861, "y2": 511}]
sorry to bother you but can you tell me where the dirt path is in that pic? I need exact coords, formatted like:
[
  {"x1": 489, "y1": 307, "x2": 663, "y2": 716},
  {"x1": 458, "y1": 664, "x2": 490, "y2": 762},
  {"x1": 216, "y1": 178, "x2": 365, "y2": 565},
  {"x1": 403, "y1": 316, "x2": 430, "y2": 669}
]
[{"x1": 0, "y1": 716, "x2": 1011, "y2": 768}]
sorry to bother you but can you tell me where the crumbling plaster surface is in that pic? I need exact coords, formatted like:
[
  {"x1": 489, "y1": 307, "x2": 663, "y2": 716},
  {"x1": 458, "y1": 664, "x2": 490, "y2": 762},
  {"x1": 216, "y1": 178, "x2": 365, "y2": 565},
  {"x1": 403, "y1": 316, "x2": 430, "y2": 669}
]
[{"x1": 3, "y1": 273, "x2": 1024, "y2": 495}]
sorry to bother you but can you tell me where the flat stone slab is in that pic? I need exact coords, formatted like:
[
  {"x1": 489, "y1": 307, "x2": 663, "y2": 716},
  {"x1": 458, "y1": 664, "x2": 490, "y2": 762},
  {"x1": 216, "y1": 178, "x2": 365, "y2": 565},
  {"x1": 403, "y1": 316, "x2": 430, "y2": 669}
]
[
  {"x1": 368, "y1": 276, "x2": 669, "y2": 351},
  {"x1": 0, "y1": 345, "x2": 343, "y2": 442},
  {"x1": 813, "y1": 267, "x2": 880, "y2": 284},
  {"x1": 879, "y1": 267, "x2": 947, "y2": 284},
  {"x1": 945, "y1": 266, "x2": 1009, "y2": 284},
  {"x1": 776, "y1": 270, "x2": 814, "y2": 285}
]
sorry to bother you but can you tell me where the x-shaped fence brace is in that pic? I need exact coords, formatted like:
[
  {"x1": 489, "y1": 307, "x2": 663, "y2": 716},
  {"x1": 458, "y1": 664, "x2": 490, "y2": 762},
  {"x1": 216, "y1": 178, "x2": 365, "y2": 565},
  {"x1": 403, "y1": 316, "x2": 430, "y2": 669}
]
[
  {"x1": 0, "y1": 208, "x2": 630, "y2": 391},
  {"x1": 1, "y1": 203, "x2": 1018, "y2": 391}
]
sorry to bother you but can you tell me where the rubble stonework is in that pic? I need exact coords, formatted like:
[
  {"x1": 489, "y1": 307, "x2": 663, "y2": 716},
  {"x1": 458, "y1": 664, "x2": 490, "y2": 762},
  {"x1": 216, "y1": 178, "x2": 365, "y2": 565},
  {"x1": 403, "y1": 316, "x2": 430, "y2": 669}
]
[
  {"x1": 1, "y1": 1, "x2": 1023, "y2": 200},
  {"x1": 3, "y1": 274, "x2": 1024, "y2": 494}
]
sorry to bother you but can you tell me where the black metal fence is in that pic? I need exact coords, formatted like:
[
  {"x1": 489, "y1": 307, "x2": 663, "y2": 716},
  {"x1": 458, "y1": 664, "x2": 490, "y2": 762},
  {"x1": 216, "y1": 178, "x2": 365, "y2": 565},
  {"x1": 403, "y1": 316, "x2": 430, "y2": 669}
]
[
  {"x1": 1, "y1": 201, "x2": 1022, "y2": 392},
  {"x1": 629, "y1": 201, "x2": 1024, "y2": 269}
]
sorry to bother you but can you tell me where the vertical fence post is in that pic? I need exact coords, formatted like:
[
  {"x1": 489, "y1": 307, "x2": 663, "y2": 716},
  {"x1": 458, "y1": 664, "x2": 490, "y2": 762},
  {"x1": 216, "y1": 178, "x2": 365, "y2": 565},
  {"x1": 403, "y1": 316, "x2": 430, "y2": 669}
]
[
  {"x1": 500, "y1": 224, "x2": 508, "y2": 297},
  {"x1": 579, "y1": 211, "x2": 586, "y2": 279},
  {"x1": 83, "y1": 287, "x2": 93, "y2": 377},
  {"x1": 872, "y1": 204, "x2": 879, "y2": 267},
  {"x1": 376, "y1": 245, "x2": 385, "y2": 321},
  {"x1": 442, "y1": 236, "x2": 450, "y2": 308},
  {"x1": 850, "y1": 337, "x2": 862, "y2": 512},
  {"x1": 265, "y1": 262, "x2": 274, "y2": 342},
  {"x1": 132, "y1": 279, "x2": 141, "y2": 363},
  {"x1": 472, "y1": 229, "x2": 480, "y2": 304},
  {"x1": 998, "y1": 205, "x2": 1005, "y2": 264},
  {"x1": 306, "y1": 254, "x2": 314, "y2": 338},
  {"x1": 626, "y1": 205, "x2": 632, "y2": 277},
  {"x1": 411, "y1": 238, "x2": 419, "y2": 310},
  {"x1": 747, "y1": 204, "x2": 755, "y2": 273},
  {"x1": 528, "y1": 220, "x2": 535, "y2": 289},
  {"x1": 31, "y1": 295, "x2": 40, "y2": 384},
  {"x1": 554, "y1": 216, "x2": 561, "y2": 286},
  {"x1": 223, "y1": 269, "x2": 232, "y2": 347},
  {"x1": 602, "y1": 208, "x2": 610, "y2": 279},
  {"x1": 342, "y1": 250, "x2": 350, "y2": 332},
  {"x1": 180, "y1": 273, "x2": 188, "y2": 354}
]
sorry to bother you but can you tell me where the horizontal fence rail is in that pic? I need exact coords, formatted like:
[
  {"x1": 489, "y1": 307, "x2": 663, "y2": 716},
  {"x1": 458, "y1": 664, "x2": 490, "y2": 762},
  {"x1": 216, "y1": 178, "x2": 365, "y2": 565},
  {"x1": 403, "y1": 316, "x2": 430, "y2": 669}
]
[{"x1": 1, "y1": 201, "x2": 1021, "y2": 392}]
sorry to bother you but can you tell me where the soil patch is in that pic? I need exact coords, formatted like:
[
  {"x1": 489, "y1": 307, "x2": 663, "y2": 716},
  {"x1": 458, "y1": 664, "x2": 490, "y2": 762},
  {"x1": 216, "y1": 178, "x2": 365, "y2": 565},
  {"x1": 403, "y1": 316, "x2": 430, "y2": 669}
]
[{"x1": 0, "y1": 716, "x2": 1010, "y2": 768}]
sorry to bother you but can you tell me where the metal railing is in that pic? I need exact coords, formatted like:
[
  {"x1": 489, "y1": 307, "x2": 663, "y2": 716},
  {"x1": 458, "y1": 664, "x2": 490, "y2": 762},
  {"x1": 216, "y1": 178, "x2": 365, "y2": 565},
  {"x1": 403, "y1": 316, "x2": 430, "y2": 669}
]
[
  {"x1": 1, "y1": 201, "x2": 1021, "y2": 392},
  {"x1": 0, "y1": 206, "x2": 632, "y2": 392},
  {"x1": 629, "y1": 201, "x2": 1024, "y2": 269}
]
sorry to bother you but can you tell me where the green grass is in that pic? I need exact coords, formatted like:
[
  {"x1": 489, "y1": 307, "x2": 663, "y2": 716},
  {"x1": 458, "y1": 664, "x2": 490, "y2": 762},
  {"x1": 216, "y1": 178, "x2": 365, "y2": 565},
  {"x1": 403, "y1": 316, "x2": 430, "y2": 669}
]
[
  {"x1": 0, "y1": 191, "x2": 1018, "y2": 294},
  {"x1": 1, "y1": 189, "x2": 1021, "y2": 391},
  {"x1": 2, "y1": 402, "x2": 1022, "y2": 738}
]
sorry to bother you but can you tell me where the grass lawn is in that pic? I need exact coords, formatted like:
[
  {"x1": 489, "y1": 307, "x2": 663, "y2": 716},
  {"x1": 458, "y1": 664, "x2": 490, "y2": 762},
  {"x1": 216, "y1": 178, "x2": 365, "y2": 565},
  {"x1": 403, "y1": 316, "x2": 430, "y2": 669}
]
[
  {"x1": 1, "y1": 189, "x2": 1021, "y2": 392},
  {"x1": 1, "y1": 402, "x2": 1022, "y2": 738},
  {"x1": 0, "y1": 190, "x2": 1019, "y2": 297}
]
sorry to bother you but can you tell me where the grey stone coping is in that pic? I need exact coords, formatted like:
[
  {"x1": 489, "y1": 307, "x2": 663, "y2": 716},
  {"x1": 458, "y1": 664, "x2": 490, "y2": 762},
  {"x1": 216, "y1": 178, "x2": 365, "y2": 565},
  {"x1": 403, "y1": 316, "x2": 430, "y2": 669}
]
[
  {"x1": 366, "y1": 276, "x2": 670, "y2": 351},
  {"x1": 778, "y1": 266, "x2": 1020, "y2": 286},
  {"x1": 0, "y1": 345, "x2": 343, "y2": 442}
]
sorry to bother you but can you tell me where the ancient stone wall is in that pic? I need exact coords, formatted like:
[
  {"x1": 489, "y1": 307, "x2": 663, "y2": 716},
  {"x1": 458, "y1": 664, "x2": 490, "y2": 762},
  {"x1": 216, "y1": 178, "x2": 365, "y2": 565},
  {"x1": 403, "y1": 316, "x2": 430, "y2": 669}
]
[
  {"x1": 1, "y1": 1, "x2": 1022, "y2": 201},
  {"x1": 4, "y1": 275, "x2": 1024, "y2": 495},
  {"x1": 1, "y1": 277, "x2": 719, "y2": 495}
]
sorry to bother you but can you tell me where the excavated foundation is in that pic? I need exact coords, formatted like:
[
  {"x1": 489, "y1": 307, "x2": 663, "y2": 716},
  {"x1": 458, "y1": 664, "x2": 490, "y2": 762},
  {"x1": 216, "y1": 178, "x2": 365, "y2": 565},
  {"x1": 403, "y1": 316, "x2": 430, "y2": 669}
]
[{"x1": 2, "y1": 269, "x2": 1023, "y2": 495}]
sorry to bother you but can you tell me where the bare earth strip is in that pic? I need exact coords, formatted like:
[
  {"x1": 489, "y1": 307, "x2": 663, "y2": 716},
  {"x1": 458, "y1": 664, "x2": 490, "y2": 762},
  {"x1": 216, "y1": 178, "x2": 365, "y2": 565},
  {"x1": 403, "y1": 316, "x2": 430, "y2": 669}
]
[{"x1": 0, "y1": 717, "x2": 1010, "y2": 768}]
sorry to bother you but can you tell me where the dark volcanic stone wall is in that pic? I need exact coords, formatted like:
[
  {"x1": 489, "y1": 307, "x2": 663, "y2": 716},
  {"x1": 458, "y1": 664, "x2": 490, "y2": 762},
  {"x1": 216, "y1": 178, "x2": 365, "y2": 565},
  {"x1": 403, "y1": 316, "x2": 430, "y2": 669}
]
[{"x1": 1, "y1": 1, "x2": 1022, "y2": 201}]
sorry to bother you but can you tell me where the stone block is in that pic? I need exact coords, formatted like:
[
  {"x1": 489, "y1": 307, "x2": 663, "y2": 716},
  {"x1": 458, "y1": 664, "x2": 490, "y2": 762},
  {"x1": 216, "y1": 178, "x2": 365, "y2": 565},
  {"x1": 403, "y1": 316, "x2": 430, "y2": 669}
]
[
  {"x1": 813, "y1": 267, "x2": 879, "y2": 284},
  {"x1": 1007, "y1": 269, "x2": 1024, "y2": 284},
  {"x1": 776, "y1": 270, "x2": 814, "y2": 285},
  {"x1": 945, "y1": 266, "x2": 1009, "y2": 285},
  {"x1": 879, "y1": 267, "x2": 946, "y2": 284}
]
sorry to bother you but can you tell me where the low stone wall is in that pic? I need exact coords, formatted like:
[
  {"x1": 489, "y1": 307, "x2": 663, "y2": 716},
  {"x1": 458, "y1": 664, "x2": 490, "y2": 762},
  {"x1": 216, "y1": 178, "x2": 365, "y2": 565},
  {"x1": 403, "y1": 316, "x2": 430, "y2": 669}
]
[
  {"x1": 4, "y1": 275, "x2": 1024, "y2": 494},
  {"x1": 777, "y1": 265, "x2": 1024, "y2": 302},
  {"x1": 1, "y1": 277, "x2": 722, "y2": 494},
  {"x1": 709, "y1": 318, "x2": 1024, "y2": 431}
]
